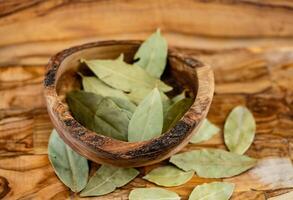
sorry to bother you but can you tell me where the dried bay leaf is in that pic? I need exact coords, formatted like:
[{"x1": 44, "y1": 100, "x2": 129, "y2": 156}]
[
  {"x1": 126, "y1": 87, "x2": 153, "y2": 105},
  {"x1": 129, "y1": 188, "x2": 180, "y2": 200},
  {"x1": 171, "y1": 91, "x2": 186, "y2": 104},
  {"x1": 127, "y1": 87, "x2": 171, "y2": 109},
  {"x1": 96, "y1": 98, "x2": 130, "y2": 139},
  {"x1": 80, "y1": 165, "x2": 139, "y2": 197},
  {"x1": 134, "y1": 29, "x2": 168, "y2": 78},
  {"x1": 82, "y1": 56, "x2": 172, "y2": 94},
  {"x1": 143, "y1": 165, "x2": 194, "y2": 187},
  {"x1": 161, "y1": 91, "x2": 172, "y2": 114},
  {"x1": 81, "y1": 74, "x2": 129, "y2": 101},
  {"x1": 190, "y1": 119, "x2": 220, "y2": 144},
  {"x1": 81, "y1": 75, "x2": 135, "y2": 117},
  {"x1": 162, "y1": 98, "x2": 193, "y2": 132},
  {"x1": 48, "y1": 129, "x2": 88, "y2": 192},
  {"x1": 189, "y1": 182, "x2": 234, "y2": 200},
  {"x1": 170, "y1": 149, "x2": 257, "y2": 178},
  {"x1": 66, "y1": 91, "x2": 129, "y2": 141},
  {"x1": 109, "y1": 97, "x2": 134, "y2": 120},
  {"x1": 128, "y1": 88, "x2": 163, "y2": 142},
  {"x1": 224, "y1": 106, "x2": 256, "y2": 155}
]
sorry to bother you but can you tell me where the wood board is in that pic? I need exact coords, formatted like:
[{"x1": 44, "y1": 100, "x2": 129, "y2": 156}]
[{"x1": 0, "y1": 0, "x2": 293, "y2": 199}]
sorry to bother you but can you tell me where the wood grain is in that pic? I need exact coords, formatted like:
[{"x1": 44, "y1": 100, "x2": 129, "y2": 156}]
[
  {"x1": 1, "y1": 0, "x2": 293, "y2": 47},
  {"x1": 0, "y1": 45, "x2": 292, "y2": 199},
  {"x1": 0, "y1": 0, "x2": 293, "y2": 199},
  {"x1": 1, "y1": 0, "x2": 293, "y2": 67}
]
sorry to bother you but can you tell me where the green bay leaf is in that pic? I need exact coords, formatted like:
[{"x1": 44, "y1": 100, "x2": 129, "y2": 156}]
[
  {"x1": 224, "y1": 106, "x2": 256, "y2": 154},
  {"x1": 171, "y1": 91, "x2": 186, "y2": 104},
  {"x1": 163, "y1": 98, "x2": 193, "y2": 132},
  {"x1": 189, "y1": 182, "x2": 234, "y2": 200},
  {"x1": 134, "y1": 29, "x2": 168, "y2": 78},
  {"x1": 126, "y1": 87, "x2": 153, "y2": 105},
  {"x1": 143, "y1": 165, "x2": 194, "y2": 187},
  {"x1": 81, "y1": 75, "x2": 129, "y2": 101},
  {"x1": 109, "y1": 97, "x2": 135, "y2": 119},
  {"x1": 170, "y1": 149, "x2": 257, "y2": 178},
  {"x1": 81, "y1": 75, "x2": 136, "y2": 116},
  {"x1": 48, "y1": 129, "x2": 88, "y2": 192},
  {"x1": 66, "y1": 91, "x2": 129, "y2": 141},
  {"x1": 129, "y1": 188, "x2": 180, "y2": 200},
  {"x1": 128, "y1": 88, "x2": 163, "y2": 142},
  {"x1": 190, "y1": 119, "x2": 220, "y2": 144},
  {"x1": 82, "y1": 56, "x2": 172, "y2": 93},
  {"x1": 80, "y1": 165, "x2": 139, "y2": 197},
  {"x1": 161, "y1": 92, "x2": 172, "y2": 115}
]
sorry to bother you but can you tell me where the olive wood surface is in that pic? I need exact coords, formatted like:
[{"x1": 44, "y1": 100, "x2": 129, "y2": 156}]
[{"x1": 0, "y1": 0, "x2": 293, "y2": 199}]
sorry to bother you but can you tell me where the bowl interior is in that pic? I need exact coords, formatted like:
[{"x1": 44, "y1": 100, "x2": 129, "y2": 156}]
[
  {"x1": 56, "y1": 43, "x2": 198, "y2": 117},
  {"x1": 44, "y1": 41, "x2": 213, "y2": 167}
]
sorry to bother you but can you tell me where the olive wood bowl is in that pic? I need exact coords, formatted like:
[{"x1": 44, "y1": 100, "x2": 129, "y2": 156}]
[{"x1": 44, "y1": 40, "x2": 214, "y2": 167}]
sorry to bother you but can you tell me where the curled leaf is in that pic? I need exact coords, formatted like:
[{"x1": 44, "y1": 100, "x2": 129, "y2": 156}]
[
  {"x1": 143, "y1": 165, "x2": 194, "y2": 187},
  {"x1": 170, "y1": 149, "x2": 257, "y2": 178},
  {"x1": 48, "y1": 129, "x2": 88, "y2": 192},
  {"x1": 224, "y1": 106, "x2": 256, "y2": 154}
]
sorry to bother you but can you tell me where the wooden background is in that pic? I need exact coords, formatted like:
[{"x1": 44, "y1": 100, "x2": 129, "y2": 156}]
[{"x1": 0, "y1": 0, "x2": 293, "y2": 199}]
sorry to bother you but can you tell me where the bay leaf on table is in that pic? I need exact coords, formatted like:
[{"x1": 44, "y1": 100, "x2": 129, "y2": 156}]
[
  {"x1": 129, "y1": 188, "x2": 180, "y2": 200},
  {"x1": 190, "y1": 119, "x2": 220, "y2": 144},
  {"x1": 128, "y1": 88, "x2": 163, "y2": 142},
  {"x1": 224, "y1": 106, "x2": 256, "y2": 155},
  {"x1": 170, "y1": 148, "x2": 257, "y2": 178},
  {"x1": 143, "y1": 165, "x2": 194, "y2": 187},
  {"x1": 189, "y1": 182, "x2": 235, "y2": 200},
  {"x1": 80, "y1": 165, "x2": 139, "y2": 197},
  {"x1": 134, "y1": 29, "x2": 168, "y2": 78},
  {"x1": 81, "y1": 75, "x2": 136, "y2": 116},
  {"x1": 81, "y1": 56, "x2": 172, "y2": 93},
  {"x1": 48, "y1": 129, "x2": 88, "y2": 192},
  {"x1": 162, "y1": 98, "x2": 193, "y2": 132},
  {"x1": 66, "y1": 91, "x2": 129, "y2": 141}
]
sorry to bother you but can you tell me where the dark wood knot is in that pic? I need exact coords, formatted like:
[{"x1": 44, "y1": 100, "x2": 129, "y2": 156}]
[{"x1": 0, "y1": 176, "x2": 11, "y2": 199}]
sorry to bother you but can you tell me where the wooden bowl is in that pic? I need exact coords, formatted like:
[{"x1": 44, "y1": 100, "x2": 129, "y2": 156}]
[{"x1": 44, "y1": 40, "x2": 214, "y2": 167}]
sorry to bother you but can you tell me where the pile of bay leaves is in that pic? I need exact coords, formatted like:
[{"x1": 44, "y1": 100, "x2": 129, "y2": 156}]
[
  {"x1": 48, "y1": 30, "x2": 257, "y2": 199},
  {"x1": 66, "y1": 29, "x2": 192, "y2": 143}
]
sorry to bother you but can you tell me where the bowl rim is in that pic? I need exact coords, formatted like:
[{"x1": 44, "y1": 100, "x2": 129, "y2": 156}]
[{"x1": 44, "y1": 40, "x2": 214, "y2": 166}]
